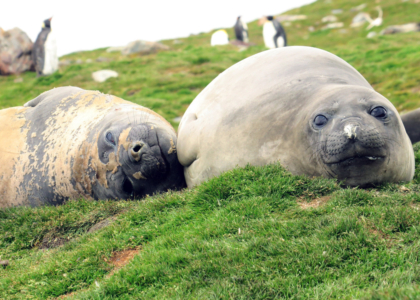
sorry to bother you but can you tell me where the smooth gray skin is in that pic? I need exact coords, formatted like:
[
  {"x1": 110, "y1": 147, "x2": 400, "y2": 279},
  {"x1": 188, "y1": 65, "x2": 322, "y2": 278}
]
[
  {"x1": 177, "y1": 46, "x2": 415, "y2": 187},
  {"x1": 0, "y1": 87, "x2": 185, "y2": 207}
]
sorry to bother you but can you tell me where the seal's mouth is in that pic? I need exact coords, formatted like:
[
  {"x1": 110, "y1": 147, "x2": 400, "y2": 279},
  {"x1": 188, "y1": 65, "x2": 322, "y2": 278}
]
[{"x1": 327, "y1": 155, "x2": 385, "y2": 166}]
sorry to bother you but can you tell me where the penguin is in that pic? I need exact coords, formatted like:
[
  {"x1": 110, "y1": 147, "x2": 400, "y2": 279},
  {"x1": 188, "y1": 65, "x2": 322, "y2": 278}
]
[
  {"x1": 262, "y1": 16, "x2": 287, "y2": 49},
  {"x1": 211, "y1": 29, "x2": 229, "y2": 46},
  {"x1": 234, "y1": 16, "x2": 249, "y2": 43},
  {"x1": 32, "y1": 18, "x2": 58, "y2": 76}
]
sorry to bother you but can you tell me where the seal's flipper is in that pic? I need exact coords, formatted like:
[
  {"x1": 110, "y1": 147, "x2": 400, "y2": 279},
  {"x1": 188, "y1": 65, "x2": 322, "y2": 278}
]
[
  {"x1": 401, "y1": 108, "x2": 420, "y2": 144},
  {"x1": 24, "y1": 86, "x2": 83, "y2": 107}
]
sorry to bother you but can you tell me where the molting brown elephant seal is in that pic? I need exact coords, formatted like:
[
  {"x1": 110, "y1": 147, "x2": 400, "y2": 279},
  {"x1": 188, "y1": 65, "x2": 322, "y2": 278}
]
[
  {"x1": 0, "y1": 87, "x2": 185, "y2": 207},
  {"x1": 177, "y1": 46, "x2": 420, "y2": 187}
]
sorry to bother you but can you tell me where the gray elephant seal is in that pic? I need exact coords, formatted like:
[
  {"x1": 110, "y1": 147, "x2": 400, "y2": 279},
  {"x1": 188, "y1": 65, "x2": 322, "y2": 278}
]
[
  {"x1": 0, "y1": 87, "x2": 185, "y2": 207},
  {"x1": 178, "y1": 46, "x2": 419, "y2": 187}
]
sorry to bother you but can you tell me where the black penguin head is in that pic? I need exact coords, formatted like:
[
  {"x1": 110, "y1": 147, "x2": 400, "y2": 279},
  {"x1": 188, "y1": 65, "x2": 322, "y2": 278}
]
[
  {"x1": 267, "y1": 16, "x2": 274, "y2": 21},
  {"x1": 43, "y1": 18, "x2": 52, "y2": 29}
]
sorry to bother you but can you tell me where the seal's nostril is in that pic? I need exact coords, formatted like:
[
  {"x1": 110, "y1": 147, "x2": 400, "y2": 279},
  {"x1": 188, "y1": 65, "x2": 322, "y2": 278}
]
[{"x1": 133, "y1": 144, "x2": 142, "y2": 152}]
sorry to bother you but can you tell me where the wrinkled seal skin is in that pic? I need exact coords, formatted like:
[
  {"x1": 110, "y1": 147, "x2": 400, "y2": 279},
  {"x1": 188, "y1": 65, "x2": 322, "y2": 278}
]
[
  {"x1": 178, "y1": 46, "x2": 416, "y2": 187},
  {"x1": 0, "y1": 87, "x2": 185, "y2": 207}
]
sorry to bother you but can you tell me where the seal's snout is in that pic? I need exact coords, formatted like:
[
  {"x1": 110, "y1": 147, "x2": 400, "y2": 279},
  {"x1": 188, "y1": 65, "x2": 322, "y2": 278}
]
[{"x1": 344, "y1": 124, "x2": 359, "y2": 140}]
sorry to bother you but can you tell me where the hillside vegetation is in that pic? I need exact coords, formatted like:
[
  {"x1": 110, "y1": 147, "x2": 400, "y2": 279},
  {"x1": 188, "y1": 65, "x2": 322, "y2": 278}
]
[{"x1": 1, "y1": 0, "x2": 420, "y2": 298}]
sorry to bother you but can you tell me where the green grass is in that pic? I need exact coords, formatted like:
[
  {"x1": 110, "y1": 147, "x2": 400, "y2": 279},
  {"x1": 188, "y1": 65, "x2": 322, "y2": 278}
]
[{"x1": 2, "y1": 0, "x2": 420, "y2": 298}]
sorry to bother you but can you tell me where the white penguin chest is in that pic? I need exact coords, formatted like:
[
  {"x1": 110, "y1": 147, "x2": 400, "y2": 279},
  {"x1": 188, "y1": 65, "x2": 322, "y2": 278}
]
[
  {"x1": 263, "y1": 22, "x2": 276, "y2": 49},
  {"x1": 42, "y1": 31, "x2": 58, "y2": 75}
]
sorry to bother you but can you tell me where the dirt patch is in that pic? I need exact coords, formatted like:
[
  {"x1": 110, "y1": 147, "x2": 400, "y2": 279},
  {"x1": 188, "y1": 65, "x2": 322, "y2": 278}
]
[
  {"x1": 298, "y1": 196, "x2": 331, "y2": 209},
  {"x1": 106, "y1": 246, "x2": 141, "y2": 276},
  {"x1": 56, "y1": 246, "x2": 141, "y2": 299}
]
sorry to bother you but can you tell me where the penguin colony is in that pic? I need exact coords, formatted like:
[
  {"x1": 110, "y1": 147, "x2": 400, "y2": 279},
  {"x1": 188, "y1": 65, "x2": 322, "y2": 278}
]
[
  {"x1": 32, "y1": 18, "x2": 58, "y2": 76},
  {"x1": 211, "y1": 15, "x2": 287, "y2": 48}
]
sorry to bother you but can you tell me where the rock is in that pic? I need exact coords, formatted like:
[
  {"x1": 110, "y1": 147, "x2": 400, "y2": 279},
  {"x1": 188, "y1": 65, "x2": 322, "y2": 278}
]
[
  {"x1": 86, "y1": 59, "x2": 93, "y2": 63},
  {"x1": 96, "y1": 56, "x2": 112, "y2": 62},
  {"x1": 121, "y1": 40, "x2": 169, "y2": 55},
  {"x1": 380, "y1": 23, "x2": 420, "y2": 35},
  {"x1": 173, "y1": 39, "x2": 183, "y2": 44},
  {"x1": 59, "y1": 59, "x2": 72, "y2": 66},
  {"x1": 284, "y1": 22, "x2": 292, "y2": 27},
  {"x1": 350, "y1": 3, "x2": 367, "y2": 12},
  {"x1": 322, "y1": 22, "x2": 344, "y2": 30},
  {"x1": 367, "y1": 31, "x2": 377, "y2": 38},
  {"x1": 322, "y1": 15, "x2": 338, "y2": 23},
  {"x1": 75, "y1": 59, "x2": 83, "y2": 64},
  {"x1": 92, "y1": 70, "x2": 118, "y2": 82},
  {"x1": 331, "y1": 9, "x2": 344, "y2": 14},
  {"x1": 339, "y1": 29, "x2": 348, "y2": 34},
  {"x1": 308, "y1": 26, "x2": 315, "y2": 32},
  {"x1": 277, "y1": 15, "x2": 307, "y2": 22},
  {"x1": 351, "y1": 12, "x2": 371, "y2": 27},
  {"x1": 0, "y1": 27, "x2": 33, "y2": 75},
  {"x1": 106, "y1": 46, "x2": 124, "y2": 53},
  {"x1": 13, "y1": 77, "x2": 23, "y2": 83}
]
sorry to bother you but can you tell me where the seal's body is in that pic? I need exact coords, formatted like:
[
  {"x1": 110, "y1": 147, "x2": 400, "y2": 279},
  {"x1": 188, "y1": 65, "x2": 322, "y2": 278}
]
[
  {"x1": 178, "y1": 46, "x2": 417, "y2": 187},
  {"x1": 32, "y1": 18, "x2": 58, "y2": 76},
  {"x1": 0, "y1": 87, "x2": 185, "y2": 207}
]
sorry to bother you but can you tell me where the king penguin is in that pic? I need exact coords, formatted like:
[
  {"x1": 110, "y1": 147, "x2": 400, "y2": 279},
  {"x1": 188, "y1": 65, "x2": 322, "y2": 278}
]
[
  {"x1": 32, "y1": 18, "x2": 58, "y2": 76},
  {"x1": 262, "y1": 16, "x2": 287, "y2": 49},
  {"x1": 234, "y1": 16, "x2": 249, "y2": 43}
]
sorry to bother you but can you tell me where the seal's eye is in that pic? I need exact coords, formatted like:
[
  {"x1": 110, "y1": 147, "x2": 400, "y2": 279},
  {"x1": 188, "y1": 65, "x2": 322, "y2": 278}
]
[
  {"x1": 370, "y1": 106, "x2": 387, "y2": 119},
  {"x1": 314, "y1": 115, "x2": 328, "y2": 128},
  {"x1": 106, "y1": 132, "x2": 116, "y2": 146}
]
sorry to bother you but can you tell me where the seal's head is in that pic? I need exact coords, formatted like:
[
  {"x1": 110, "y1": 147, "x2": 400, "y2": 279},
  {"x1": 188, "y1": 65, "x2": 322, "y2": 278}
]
[
  {"x1": 306, "y1": 85, "x2": 414, "y2": 187},
  {"x1": 94, "y1": 113, "x2": 185, "y2": 199}
]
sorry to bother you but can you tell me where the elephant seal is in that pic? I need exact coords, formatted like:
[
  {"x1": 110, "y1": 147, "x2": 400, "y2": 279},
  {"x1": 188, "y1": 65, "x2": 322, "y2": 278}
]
[
  {"x1": 178, "y1": 46, "x2": 420, "y2": 187},
  {"x1": 0, "y1": 87, "x2": 185, "y2": 207}
]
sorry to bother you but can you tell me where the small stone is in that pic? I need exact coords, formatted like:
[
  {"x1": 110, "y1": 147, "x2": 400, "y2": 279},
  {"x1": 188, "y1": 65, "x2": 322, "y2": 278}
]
[
  {"x1": 351, "y1": 12, "x2": 371, "y2": 27},
  {"x1": 96, "y1": 57, "x2": 111, "y2": 62},
  {"x1": 14, "y1": 77, "x2": 23, "y2": 83},
  {"x1": 308, "y1": 26, "x2": 315, "y2": 32},
  {"x1": 350, "y1": 3, "x2": 367, "y2": 12},
  {"x1": 322, "y1": 15, "x2": 338, "y2": 23},
  {"x1": 59, "y1": 59, "x2": 72, "y2": 66},
  {"x1": 331, "y1": 9, "x2": 343, "y2": 14},
  {"x1": 92, "y1": 70, "x2": 118, "y2": 83},
  {"x1": 173, "y1": 39, "x2": 183, "y2": 44},
  {"x1": 86, "y1": 59, "x2": 93, "y2": 63},
  {"x1": 121, "y1": 40, "x2": 169, "y2": 55},
  {"x1": 381, "y1": 23, "x2": 420, "y2": 35},
  {"x1": 75, "y1": 59, "x2": 83, "y2": 64},
  {"x1": 322, "y1": 22, "x2": 344, "y2": 30},
  {"x1": 367, "y1": 31, "x2": 377, "y2": 38},
  {"x1": 277, "y1": 15, "x2": 307, "y2": 22}
]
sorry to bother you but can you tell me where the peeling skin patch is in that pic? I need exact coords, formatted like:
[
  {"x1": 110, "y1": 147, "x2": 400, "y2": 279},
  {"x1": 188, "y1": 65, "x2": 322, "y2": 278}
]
[
  {"x1": 133, "y1": 172, "x2": 147, "y2": 180},
  {"x1": 344, "y1": 124, "x2": 357, "y2": 139},
  {"x1": 298, "y1": 196, "x2": 331, "y2": 209},
  {"x1": 119, "y1": 127, "x2": 132, "y2": 151},
  {"x1": 168, "y1": 138, "x2": 177, "y2": 154}
]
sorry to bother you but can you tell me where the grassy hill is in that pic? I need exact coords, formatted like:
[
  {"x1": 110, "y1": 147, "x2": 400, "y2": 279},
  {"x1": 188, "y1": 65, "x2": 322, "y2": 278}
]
[{"x1": 1, "y1": 0, "x2": 420, "y2": 298}]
